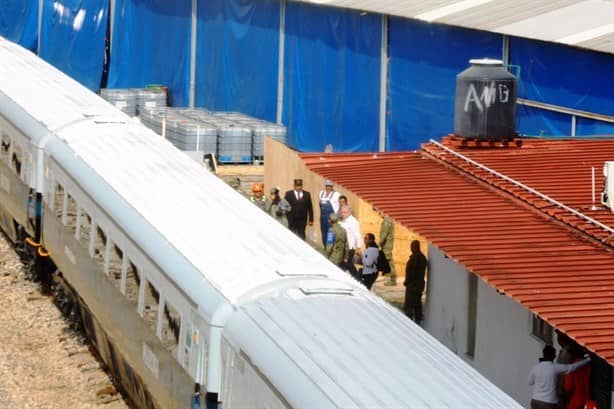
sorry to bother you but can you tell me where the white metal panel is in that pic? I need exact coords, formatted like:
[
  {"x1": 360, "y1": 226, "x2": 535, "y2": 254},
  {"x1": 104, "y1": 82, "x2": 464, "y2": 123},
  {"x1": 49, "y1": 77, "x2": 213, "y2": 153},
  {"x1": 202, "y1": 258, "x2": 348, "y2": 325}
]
[
  {"x1": 224, "y1": 286, "x2": 522, "y2": 409},
  {"x1": 292, "y1": 0, "x2": 614, "y2": 55},
  {"x1": 497, "y1": 0, "x2": 614, "y2": 43}
]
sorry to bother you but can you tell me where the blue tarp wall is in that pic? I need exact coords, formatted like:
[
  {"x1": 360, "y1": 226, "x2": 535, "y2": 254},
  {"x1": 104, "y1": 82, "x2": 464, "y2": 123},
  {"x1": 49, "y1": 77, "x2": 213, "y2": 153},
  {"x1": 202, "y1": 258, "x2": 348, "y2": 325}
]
[
  {"x1": 510, "y1": 37, "x2": 614, "y2": 137},
  {"x1": 39, "y1": 0, "x2": 108, "y2": 90},
  {"x1": 2, "y1": 0, "x2": 614, "y2": 151},
  {"x1": 387, "y1": 19, "x2": 502, "y2": 151},
  {"x1": 0, "y1": 1, "x2": 38, "y2": 51},
  {"x1": 196, "y1": 0, "x2": 279, "y2": 122},
  {"x1": 108, "y1": 0, "x2": 192, "y2": 106},
  {"x1": 283, "y1": 3, "x2": 381, "y2": 152}
]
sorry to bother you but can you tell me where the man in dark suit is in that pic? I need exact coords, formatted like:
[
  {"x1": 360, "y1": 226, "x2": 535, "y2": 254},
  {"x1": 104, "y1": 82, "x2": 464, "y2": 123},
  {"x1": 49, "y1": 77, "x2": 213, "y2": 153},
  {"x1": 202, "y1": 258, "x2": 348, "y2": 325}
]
[{"x1": 284, "y1": 178, "x2": 313, "y2": 240}]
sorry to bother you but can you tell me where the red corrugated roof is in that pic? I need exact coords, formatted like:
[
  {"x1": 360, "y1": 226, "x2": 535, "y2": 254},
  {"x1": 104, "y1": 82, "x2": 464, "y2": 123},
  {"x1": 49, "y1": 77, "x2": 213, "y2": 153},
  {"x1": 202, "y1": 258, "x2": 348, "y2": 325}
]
[{"x1": 301, "y1": 137, "x2": 614, "y2": 364}]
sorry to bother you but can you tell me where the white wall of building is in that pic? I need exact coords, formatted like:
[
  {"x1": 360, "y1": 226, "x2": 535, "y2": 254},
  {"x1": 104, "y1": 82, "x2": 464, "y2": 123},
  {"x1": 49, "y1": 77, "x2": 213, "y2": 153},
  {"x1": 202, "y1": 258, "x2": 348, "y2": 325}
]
[
  {"x1": 473, "y1": 277, "x2": 544, "y2": 407},
  {"x1": 424, "y1": 244, "x2": 471, "y2": 357},
  {"x1": 424, "y1": 245, "x2": 546, "y2": 408}
]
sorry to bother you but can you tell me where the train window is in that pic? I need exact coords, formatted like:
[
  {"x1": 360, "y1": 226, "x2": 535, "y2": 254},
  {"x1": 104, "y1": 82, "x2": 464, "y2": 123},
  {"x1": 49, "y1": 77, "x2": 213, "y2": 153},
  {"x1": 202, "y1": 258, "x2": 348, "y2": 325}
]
[
  {"x1": 124, "y1": 260, "x2": 140, "y2": 305},
  {"x1": 54, "y1": 184, "x2": 65, "y2": 220},
  {"x1": 0, "y1": 133, "x2": 9, "y2": 162},
  {"x1": 160, "y1": 300, "x2": 180, "y2": 359},
  {"x1": 183, "y1": 322, "x2": 195, "y2": 371},
  {"x1": 78, "y1": 210, "x2": 92, "y2": 249},
  {"x1": 93, "y1": 226, "x2": 107, "y2": 266},
  {"x1": 106, "y1": 242, "x2": 123, "y2": 290},
  {"x1": 65, "y1": 194, "x2": 78, "y2": 234},
  {"x1": 11, "y1": 145, "x2": 22, "y2": 176},
  {"x1": 142, "y1": 280, "x2": 160, "y2": 334}
]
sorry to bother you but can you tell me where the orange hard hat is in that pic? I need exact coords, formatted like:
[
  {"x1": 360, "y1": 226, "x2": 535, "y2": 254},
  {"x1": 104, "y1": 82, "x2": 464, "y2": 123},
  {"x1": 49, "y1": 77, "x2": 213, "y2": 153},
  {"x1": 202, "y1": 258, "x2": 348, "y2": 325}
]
[{"x1": 252, "y1": 183, "x2": 263, "y2": 193}]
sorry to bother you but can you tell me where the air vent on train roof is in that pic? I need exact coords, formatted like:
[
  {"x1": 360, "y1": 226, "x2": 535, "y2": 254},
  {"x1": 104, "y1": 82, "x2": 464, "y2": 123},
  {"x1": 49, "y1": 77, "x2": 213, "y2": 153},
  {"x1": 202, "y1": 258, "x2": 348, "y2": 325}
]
[
  {"x1": 298, "y1": 279, "x2": 355, "y2": 296},
  {"x1": 274, "y1": 256, "x2": 327, "y2": 277}
]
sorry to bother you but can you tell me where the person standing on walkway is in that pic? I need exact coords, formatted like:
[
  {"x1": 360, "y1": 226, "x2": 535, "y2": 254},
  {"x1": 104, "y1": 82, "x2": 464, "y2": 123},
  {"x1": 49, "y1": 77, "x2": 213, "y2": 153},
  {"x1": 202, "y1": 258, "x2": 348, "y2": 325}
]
[
  {"x1": 377, "y1": 209, "x2": 397, "y2": 286},
  {"x1": 340, "y1": 205, "x2": 361, "y2": 280},
  {"x1": 284, "y1": 178, "x2": 313, "y2": 240},
  {"x1": 265, "y1": 187, "x2": 291, "y2": 227},
  {"x1": 355, "y1": 233, "x2": 379, "y2": 290},
  {"x1": 326, "y1": 213, "x2": 348, "y2": 266},
  {"x1": 250, "y1": 183, "x2": 268, "y2": 211},
  {"x1": 404, "y1": 240, "x2": 427, "y2": 323},
  {"x1": 337, "y1": 195, "x2": 348, "y2": 219},
  {"x1": 529, "y1": 345, "x2": 591, "y2": 409},
  {"x1": 318, "y1": 179, "x2": 340, "y2": 247}
]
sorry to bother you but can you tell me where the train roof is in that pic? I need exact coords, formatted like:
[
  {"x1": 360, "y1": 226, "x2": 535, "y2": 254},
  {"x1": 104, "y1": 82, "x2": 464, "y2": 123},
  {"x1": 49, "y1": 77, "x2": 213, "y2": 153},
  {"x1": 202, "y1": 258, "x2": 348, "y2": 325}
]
[
  {"x1": 51, "y1": 119, "x2": 355, "y2": 302},
  {"x1": 224, "y1": 285, "x2": 522, "y2": 408},
  {"x1": 0, "y1": 38, "x2": 126, "y2": 139},
  {"x1": 0, "y1": 37, "x2": 358, "y2": 321}
]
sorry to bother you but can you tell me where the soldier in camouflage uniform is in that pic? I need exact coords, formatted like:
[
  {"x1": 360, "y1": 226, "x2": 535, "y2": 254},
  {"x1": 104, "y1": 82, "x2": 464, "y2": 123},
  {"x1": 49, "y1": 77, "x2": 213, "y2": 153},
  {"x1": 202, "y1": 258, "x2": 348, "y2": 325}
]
[
  {"x1": 378, "y1": 209, "x2": 397, "y2": 286},
  {"x1": 326, "y1": 213, "x2": 349, "y2": 266}
]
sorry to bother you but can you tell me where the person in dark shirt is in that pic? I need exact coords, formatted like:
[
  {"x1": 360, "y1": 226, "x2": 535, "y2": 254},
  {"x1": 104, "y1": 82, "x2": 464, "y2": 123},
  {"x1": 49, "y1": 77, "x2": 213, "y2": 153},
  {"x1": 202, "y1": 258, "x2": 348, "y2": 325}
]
[
  {"x1": 284, "y1": 178, "x2": 313, "y2": 240},
  {"x1": 404, "y1": 240, "x2": 427, "y2": 324}
]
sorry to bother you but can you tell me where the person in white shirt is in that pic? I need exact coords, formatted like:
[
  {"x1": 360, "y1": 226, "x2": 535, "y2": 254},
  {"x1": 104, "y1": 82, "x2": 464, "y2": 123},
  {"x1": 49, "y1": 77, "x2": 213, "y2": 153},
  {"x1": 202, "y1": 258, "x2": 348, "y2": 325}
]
[
  {"x1": 340, "y1": 205, "x2": 361, "y2": 279},
  {"x1": 528, "y1": 344, "x2": 590, "y2": 409},
  {"x1": 318, "y1": 179, "x2": 340, "y2": 247}
]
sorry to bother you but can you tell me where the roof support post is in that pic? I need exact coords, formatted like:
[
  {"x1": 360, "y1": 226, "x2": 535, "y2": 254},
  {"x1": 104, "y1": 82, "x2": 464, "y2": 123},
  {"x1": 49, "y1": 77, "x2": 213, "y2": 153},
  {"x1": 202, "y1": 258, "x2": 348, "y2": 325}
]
[
  {"x1": 37, "y1": 0, "x2": 43, "y2": 54},
  {"x1": 109, "y1": 0, "x2": 115, "y2": 55},
  {"x1": 502, "y1": 35, "x2": 509, "y2": 66},
  {"x1": 379, "y1": 15, "x2": 389, "y2": 152},
  {"x1": 276, "y1": 0, "x2": 286, "y2": 125},
  {"x1": 189, "y1": 0, "x2": 198, "y2": 108}
]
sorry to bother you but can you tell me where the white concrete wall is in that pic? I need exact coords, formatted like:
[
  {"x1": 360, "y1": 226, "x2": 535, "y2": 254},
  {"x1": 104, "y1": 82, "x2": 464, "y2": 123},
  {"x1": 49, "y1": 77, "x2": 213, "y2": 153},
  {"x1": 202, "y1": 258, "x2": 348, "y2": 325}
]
[
  {"x1": 424, "y1": 245, "x2": 546, "y2": 408},
  {"x1": 473, "y1": 278, "x2": 544, "y2": 408},
  {"x1": 424, "y1": 245, "x2": 471, "y2": 357}
]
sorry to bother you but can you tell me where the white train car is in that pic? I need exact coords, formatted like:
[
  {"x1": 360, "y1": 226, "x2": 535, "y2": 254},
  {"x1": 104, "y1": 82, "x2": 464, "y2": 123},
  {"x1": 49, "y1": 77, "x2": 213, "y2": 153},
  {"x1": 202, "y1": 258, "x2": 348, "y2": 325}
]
[{"x1": 0, "y1": 37, "x2": 522, "y2": 409}]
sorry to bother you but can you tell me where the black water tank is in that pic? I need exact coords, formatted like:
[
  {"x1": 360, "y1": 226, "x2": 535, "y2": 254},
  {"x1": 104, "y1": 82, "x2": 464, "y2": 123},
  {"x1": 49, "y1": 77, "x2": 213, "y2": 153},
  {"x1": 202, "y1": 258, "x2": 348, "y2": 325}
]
[{"x1": 454, "y1": 59, "x2": 517, "y2": 139}]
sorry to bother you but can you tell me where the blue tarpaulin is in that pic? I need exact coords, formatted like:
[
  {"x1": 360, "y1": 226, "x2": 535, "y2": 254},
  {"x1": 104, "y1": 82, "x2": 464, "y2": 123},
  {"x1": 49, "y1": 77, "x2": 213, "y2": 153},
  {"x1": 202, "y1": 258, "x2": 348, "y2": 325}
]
[
  {"x1": 196, "y1": 0, "x2": 279, "y2": 122},
  {"x1": 511, "y1": 37, "x2": 614, "y2": 136},
  {"x1": 108, "y1": 0, "x2": 191, "y2": 106},
  {"x1": 0, "y1": 0, "x2": 38, "y2": 51},
  {"x1": 283, "y1": 2, "x2": 381, "y2": 152},
  {"x1": 39, "y1": 0, "x2": 108, "y2": 90},
  {"x1": 516, "y1": 105, "x2": 571, "y2": 137},
  {"x1": 387, "y1": 18, "x2": 502, "y2": 150}
]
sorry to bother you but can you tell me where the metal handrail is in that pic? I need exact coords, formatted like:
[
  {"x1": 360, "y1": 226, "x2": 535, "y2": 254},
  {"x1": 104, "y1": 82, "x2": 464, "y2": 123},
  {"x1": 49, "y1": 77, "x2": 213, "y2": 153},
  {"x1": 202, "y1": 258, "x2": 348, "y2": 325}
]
[{"x1": 429, "y1": 139, "x2": 614, "y2": 235}]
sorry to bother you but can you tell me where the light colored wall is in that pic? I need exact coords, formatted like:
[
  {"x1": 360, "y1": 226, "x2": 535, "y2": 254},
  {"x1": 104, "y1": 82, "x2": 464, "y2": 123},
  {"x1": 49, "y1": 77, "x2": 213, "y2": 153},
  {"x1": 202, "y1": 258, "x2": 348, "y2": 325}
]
[
  {"x1": 425, "y1": 245, "x2": 546, "y2": 408},
  {"x1": 473, "y1": 278, "x2": 545, "y2": 408},
  {"x1": 424, "y1": 245, "x2": 471, "y2": 356}
]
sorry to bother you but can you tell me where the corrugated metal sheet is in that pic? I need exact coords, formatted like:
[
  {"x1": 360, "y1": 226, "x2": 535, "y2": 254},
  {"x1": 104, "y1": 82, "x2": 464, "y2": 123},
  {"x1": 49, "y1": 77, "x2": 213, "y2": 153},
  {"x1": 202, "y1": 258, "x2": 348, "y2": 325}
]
[
  {"x1": 294, "y1": 0, "x2": 614, "y2": 54},
  {"x1": 226, "y1": 287, "x2": 522, "y2": 408},
  {"x1": 301, "y1": 138, "x2": 614, "y2": 364}
]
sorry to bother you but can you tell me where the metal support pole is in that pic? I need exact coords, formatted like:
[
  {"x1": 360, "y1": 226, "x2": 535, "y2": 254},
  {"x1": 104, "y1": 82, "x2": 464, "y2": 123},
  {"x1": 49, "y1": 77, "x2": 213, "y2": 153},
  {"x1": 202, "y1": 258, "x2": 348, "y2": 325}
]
[
  {"x1": 275, "y1": 0, "x2": 286, "y2": 125},
  {"x1": 502, "y1": 35, "x2": 510, "y2": 66},
  {"x1": 571, "y1": 115, "x2": 577, "y2": 137},
  {"x1": 378, "y1": 15, "x2": 389, "y2": 152},
  {"x1": 37, "y1": 0, "x2": 43, "y2": 54},
  {"x1": 189, "y1": 0, "x2": 198, "y2": 108},
  {"x1": 109, "y1": 0, "x2": 116, "y2": 55}
]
